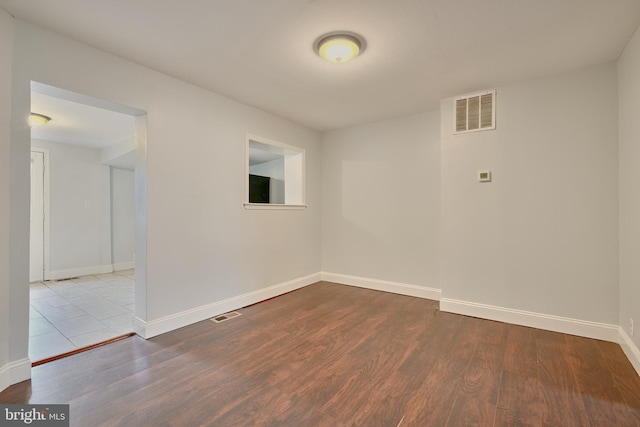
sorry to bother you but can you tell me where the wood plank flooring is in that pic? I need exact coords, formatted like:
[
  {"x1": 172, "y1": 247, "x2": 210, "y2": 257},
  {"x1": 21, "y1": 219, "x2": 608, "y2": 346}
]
[{"x1": 1, "y1": 281, "x2": 640, "y2": 426}]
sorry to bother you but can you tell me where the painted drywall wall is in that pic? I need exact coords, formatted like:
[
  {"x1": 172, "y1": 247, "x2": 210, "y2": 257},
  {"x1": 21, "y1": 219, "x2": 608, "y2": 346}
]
[
  {"x1": 321, "y1": 111, "x2": 441, "y2": 288},
  {"x1": 250, "y1": 158, "x2": 285, "y2": 181},
  {"x1": 111, "y1": 167, "x2": 135, "y2": 269},
  {"x1": 11, "y1": 19, "x2": 321, "y2": 334},
  {"x1": 440, "y1": 64, "x2": 619, "y2": 324},
  {"x1": 8, "y1": 18, "x2": 32, "y2": 383},
  {"x1": 101, "y1": 137, "x2": 135, "y2": 170},
  {"x1": 0, "y1": 7, "x2": 14, "y2": 391},
  {"x1": 618, "y1": 25, "x2": 640, "y2": 350},
  {"x1": 31, "y1": 140, "x2": 112, "y2": 277}
]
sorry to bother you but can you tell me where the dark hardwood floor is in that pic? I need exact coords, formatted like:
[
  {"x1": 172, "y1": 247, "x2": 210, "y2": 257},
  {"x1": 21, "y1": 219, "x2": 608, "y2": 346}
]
[{"x1": 2, "y1": 281, "x2": 640, "y2": 426}]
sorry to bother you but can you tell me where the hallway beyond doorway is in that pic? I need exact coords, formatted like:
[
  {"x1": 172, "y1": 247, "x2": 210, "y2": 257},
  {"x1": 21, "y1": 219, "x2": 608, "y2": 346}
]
[{"x1": 29, "y1": 269, "x2": 135, "y2": 362}]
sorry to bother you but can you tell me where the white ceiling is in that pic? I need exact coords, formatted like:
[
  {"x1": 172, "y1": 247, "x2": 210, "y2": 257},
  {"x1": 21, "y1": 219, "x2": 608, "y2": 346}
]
[{"x1": 3, "y1": 0, "x2": 640, "y2": 131}]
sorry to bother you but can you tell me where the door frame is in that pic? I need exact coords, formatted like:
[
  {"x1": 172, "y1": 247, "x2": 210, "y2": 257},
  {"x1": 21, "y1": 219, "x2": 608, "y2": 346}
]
[{"x1": 30, "y1": 146, "x2": 50, "y2": 282}]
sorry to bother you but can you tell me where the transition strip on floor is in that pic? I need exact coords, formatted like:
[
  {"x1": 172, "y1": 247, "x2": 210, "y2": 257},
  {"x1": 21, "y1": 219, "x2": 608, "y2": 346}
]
[{"x1": 32, "y1": 332, "x2": 136, "y2": 367}]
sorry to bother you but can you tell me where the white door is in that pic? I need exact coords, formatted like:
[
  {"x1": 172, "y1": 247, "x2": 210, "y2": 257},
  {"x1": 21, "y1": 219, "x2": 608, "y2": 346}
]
[{"x1": 30, "y1": 151, "x2": 45, "y2": 283}]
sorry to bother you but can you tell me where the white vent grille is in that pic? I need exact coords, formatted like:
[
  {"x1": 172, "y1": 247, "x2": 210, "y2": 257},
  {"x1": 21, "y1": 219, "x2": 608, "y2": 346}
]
[{"x1": 454, "y1": 90, "x2": 496, "y2": 134}]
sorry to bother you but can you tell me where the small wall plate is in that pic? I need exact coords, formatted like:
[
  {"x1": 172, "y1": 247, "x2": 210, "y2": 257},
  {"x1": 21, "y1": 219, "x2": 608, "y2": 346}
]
[{"x1": 478, "y1": 170, "x2": 492, "y2": 182}]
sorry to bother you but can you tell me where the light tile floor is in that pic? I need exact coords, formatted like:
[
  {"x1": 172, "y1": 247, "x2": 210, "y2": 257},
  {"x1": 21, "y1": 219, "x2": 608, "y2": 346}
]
[{"x1": 29, "y1": 269, "x2": 135, "y2": 362}]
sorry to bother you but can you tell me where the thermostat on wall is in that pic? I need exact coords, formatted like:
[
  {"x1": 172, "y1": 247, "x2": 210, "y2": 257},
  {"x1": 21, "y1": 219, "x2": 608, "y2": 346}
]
[{"x1": 478, "y1": 170, "x2": 492, "y2": 182}]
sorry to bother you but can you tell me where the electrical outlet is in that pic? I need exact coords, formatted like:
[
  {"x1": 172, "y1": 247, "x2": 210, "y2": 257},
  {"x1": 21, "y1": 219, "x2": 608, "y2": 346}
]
[{"x1": 631, "y1": 318, "x2": 634, "y2": 337}]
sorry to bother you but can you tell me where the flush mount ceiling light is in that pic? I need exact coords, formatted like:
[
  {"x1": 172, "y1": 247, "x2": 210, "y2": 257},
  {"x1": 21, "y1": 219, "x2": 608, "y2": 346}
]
[
  {"x1": 314, "y1": 31, "x2": 366, "y2": 64},
  {"x1": 29, "y1": 113, "x2": 52, "y2": 127}
]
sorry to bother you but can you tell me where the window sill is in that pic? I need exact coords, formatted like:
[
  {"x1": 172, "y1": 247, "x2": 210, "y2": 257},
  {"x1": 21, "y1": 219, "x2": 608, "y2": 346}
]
[{"x1": 244, "y1": 203, "x2": 307, "y2": 210}]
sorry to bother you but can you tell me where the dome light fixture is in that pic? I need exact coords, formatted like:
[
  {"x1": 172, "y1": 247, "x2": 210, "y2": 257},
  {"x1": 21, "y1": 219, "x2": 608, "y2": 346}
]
[
  {"x1": 29, "y1": 113, "x2": 52, "y2": 127},
  {"x1": 314, "y1": 31, "x2": 366, "y2": 64}
]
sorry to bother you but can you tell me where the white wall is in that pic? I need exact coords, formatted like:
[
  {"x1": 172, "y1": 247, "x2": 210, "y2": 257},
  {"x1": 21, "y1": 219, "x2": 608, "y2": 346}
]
[
  {"x1": 250, "y1": 158, "x2": 285, "y2": 181},
  {"x1": 618, "y1": 25, "x2": 640, "y2": 351},
  {"x1": 0, "y1": 7, "x2": 15, "y2": 391},
  {"x1": 32, "y1": 140, "x2": 112, "y2": 278},
  {"x1": 440, "y1": 64, "x2": 619, "y2": 325},
  {"x1": 111, "y1": 167, "x2": 135, "y2": 269},
  {"x1": 321, "y1": 111, "x2": 441, "y2": 288},
  {"x1": 10, "y1": 19, "x2": 321, "y2": 343},
  {"x1": 7, "y1": 16, "x2": 32, "y2": 388},
  {"x1": 101, "y1": 137, "x2": 135, "y2": 170}
]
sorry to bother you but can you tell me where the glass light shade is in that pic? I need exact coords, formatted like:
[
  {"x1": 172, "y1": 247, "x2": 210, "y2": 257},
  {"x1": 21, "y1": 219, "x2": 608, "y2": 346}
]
[
  {"x1": 29, "y1": 113, "x2": 51, "y2": 127},
  {"x1": 317, "y1": 35, "x2": 361, "y2": 64}
]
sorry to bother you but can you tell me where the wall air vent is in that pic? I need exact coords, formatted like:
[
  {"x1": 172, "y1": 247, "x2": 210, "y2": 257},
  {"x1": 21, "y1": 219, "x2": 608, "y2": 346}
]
[{"x1": 454, "y1": 90, "x2": 496, "y2": 134}]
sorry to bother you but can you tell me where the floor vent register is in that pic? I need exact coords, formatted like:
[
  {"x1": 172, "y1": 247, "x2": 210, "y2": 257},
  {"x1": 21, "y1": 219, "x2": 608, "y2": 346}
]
[{"x1": 211, "y1": 311, "x2": 242, "y2": 323}]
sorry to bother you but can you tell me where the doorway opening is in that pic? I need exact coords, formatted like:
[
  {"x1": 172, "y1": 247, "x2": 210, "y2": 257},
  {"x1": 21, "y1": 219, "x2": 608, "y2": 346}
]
[{"x1": 28, "y1": 82, "x2": 146, "y2": 363}]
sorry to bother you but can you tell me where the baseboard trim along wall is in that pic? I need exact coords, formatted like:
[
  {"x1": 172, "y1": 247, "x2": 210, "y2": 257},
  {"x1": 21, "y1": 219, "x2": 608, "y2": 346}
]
[
  {"x1": 0, "y1": 358, "x2": 31, "y2": 391},
  {"x1": 440, "y1": 298, "x2": 620, "y2": 343},
  {"x1": 619, "y1": 328, "x2": 640, "y2": 376},
  {"x1": 113, "y1": 261, "x2": 135, "y2": 272},
  {"x1": 134, "y1": 272, "x2": 322, "y2": 339},
  {"x1": 321, "y1": 272, "x2": 442, "y2": 301},
  {"x1": 125, "y1": 270, "x2": 640, "y2": 378},
  {"x1": 48, "y1": 264, "x2": 113, "y2": 281}
]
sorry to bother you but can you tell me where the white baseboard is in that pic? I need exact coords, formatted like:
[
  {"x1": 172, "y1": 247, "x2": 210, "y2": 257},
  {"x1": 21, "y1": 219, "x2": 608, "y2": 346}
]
[
  {"x1": 48, "y1": 264, "x2": 113, "y2": 281},
  {"x1": 124, "y1": 270, "x2": 640, "y2": 379},
  {"x1": 99, "y1": 264, "x2": 114, "y2": 274},
  {"x1": 113, "y1": 261, "x2": 135, "y2": 272},
  {"x1": 0, "y1": 358, "x2": 31, "y2": 393},
  {"x1": 132, "y1": 316, "x2": 147, "y2": 338},
  {"x1": 619, "y1": 328, "x2": 640, "y2": 376},
  {"x1": 135, "y1": 272, "x2": 321, "y2": 339},
  {"x1": 321, "y1": 272, "x2": 441, "y2": 301},
  {"x1": 440, "y1": 298, "x2": 619, "y2": 342}
]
